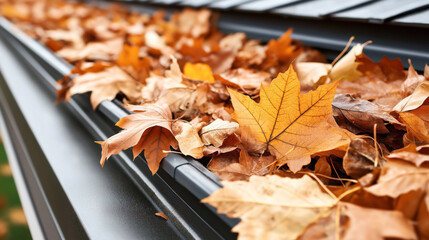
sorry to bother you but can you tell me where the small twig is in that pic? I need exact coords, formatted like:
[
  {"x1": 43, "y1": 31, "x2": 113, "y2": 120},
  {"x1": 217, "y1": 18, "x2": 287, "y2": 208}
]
[
  {"x1": 373, "y1": 124, "x2": 379, "y2": 167},
  {"x1": 335, "y1": 186, "x2": 362, "y2": 204},
  {"x1": 162, "y1": 150, "x2": 182, "y2": 154},
  {"x1": 331, "y1": 36, "x2": 354, "y2": 66},
  {"x1": 330, "y1": 158, "x2": 345, "y2": 187},
  {"x1": 307, "y1": 172, "x2": 338, "y2": 200}
]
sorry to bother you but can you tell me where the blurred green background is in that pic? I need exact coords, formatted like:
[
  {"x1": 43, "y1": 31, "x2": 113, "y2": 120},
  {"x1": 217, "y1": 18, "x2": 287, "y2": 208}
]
[{"x1": 0, "y1": 140, "x2": 31, "y2": 240}]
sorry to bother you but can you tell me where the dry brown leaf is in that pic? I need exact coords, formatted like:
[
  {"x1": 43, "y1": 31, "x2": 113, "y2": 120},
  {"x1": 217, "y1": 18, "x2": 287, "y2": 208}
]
[
  {"x1": 57, "y1": 38, "x2": 124, "y2": 62},
  {"x1": 388, "y1": 143, "x2": 429, "y2": 167},
  {"x1": 98, "y1": 103, "x2": 177, "y2": 174},
  {"x1": 399, "y1": 106, "x2": 429, "y2": 143},
  {"x1": 65, "y1": 66, "x2": 141, "y2": 109},
  {"x1": 364, "y1": 156, "x2": 429, "y2": 238},
  {"x1": 300, "y1": 202, "x2": 418, "y2": 240},
  {"x1": 202, "y1": 175, "x2": 336, "y2": 240},
  {"x1": 336, "y1": 76, "x2": 403, "y2": 110},
  {"x1": 200, "y1": 119, "x2": 239, "y2": 147},
  {"x1": 208, "y1": 148, "x2": 274, "y2": 181},
  {"x1": 172, "y1": 121, "x2": 204, "y2": 159},
  {"x1": 394, "y1": 81, "x2": 429, "y2": 112},
  {"x1": 219, "y1": 68, "x2": 270, "y2": 93},
  {"x1": 234, "y1": 40, "x2": 266, "y2": 67},
  {"x1": 295, "y1": 62, "x2": 331, "y2": 88},
  {"x1": 43, "y1": 29, "x2": 84, "y2": 49},
  {"x1": 401, "y1": 60, "x2": 426, "y2": 97},
  {"x1": 176, "y1": 8, "x2": 211, "y2": 38},
  {"x1": 343, "y1": 138, "x2": 385, "y2": 179},
  {"x1": 141, "y1": 56, "x2": 186, "y2": 102},
  {"x1": 332, "y1": 94, "x2": 400, "y2": 134},
  {"x1": 329, "y1": 43, "x2": 365, "y2": 82},
  {"x1": 229, "y1": 66, "x2": 351, "y2": 172}
]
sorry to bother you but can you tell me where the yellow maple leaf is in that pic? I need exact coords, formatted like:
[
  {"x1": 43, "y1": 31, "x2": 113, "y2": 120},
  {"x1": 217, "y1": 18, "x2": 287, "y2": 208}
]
[{"x1": 228, "y1": 66, "x2": 351, "y2": 169}]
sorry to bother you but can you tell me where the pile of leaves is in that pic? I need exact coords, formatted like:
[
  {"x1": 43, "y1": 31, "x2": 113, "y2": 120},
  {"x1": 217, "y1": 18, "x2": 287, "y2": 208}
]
[{"x1": 2, "y1": 0, "x2": 429, "y2": 239}]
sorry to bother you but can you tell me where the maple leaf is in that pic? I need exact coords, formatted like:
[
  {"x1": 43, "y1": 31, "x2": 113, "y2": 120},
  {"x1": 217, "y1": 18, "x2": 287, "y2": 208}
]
[
  {"x1": 228, "y1": 66, "x2": 351, "y2": 171},
  {"x1": 65, "y1": 66, "x2": 141, "y2": 109},
  {"x1": 264, "y1": 29, "x2": 302, "y2": 68},
  {"x1": 202, "y1": 175, "x2": 336, "y2": 240},
  {"x1": 98, "y1": 103, "x2": 177, "y2": 174},
  {"x1": 116, "y1": 44, "x2": 151, "y2": 83}
]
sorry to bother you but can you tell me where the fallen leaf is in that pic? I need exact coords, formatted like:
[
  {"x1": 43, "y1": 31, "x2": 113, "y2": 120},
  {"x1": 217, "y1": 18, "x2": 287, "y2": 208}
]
[
  {"x1": 314, "y1": 156, "x2": 331, "y2": 184},
  {"x1": 176, "y1": 8, "x2": 211, "y2": 38},
  {"x1": 343, "y1": 138, "x2": 385, "y2": 179},
  {"x1": 332, "y1": 94, "x2": 400, "y2": 134},
  {"x1": 208, "y1": 147, "x2": 274, "y2": 181},
  {"x1": 295, "y1": 62, "x2": 331, "y2": 88},
  {"x1": 364, "y1": 157, "x2": 429, "y2": 238},
  {"x1": 357, "y1": 55, "x2": 406, "y2": 82},
  {"x1": 183, "y1": 62, "x2": 215, "y2": 83},
  {"x1": 388, "y1": 143, "x2": 429, "y2": 167},
  {"x1": 264, "y1": 29, "x2": 302, "y2": 70},
  {"x1": 200, "y1": 119, "x2": 239, "y2": 147},
  {"x1": 229, "y1": 66, "x2": 351, "y2": 171},
  {"x1": 155, "y1": 212, "x2": 168, "y2": 220},
  {"x1": 172, "y1": 121, "x2": 204, "y2": 159},
  {"x1": 65, "y1": 66, "x2": 141, "y2": 109},
  {"x1": 394, "y1": 82, "x2": 429, "y2": 112},
  {"x1": 57, "y1": 38, "x2": 124, "y2": 62},
  {"x1": 234, "y1": 40, "x2": 266, "y2": 67},
  {"x1": 202, "y1": 175, "x2": 336, "y2": 240},
  {"x1": 330, "y1": 43, "x2": 365, "y2": 82},
  {"x1": 336, "y1": 76, "x2": 403, "y2": 110},
  {"x1": 300, "y1": 202, "x2": 418, "y2": 240},
  {"x1": 218, "y1": 68, "x2": 270, "y2": 93},
  {"x1": 399, "y1": 106, "x2": 429, "y2": 143},
  {"x1": 98, "y1": 103, "x2": 177, "y2": 174},
  {"x1": 401, "y1": 60, "x2": 426, "y2": 97}
]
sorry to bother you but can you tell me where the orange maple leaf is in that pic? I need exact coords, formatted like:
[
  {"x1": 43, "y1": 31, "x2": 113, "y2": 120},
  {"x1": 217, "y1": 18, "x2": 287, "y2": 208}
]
[
  {"x1": 228, "y1": 66, "x2": 351, "y2": 170},
  {"x1": 183, "y1": 62, "x2": 215, "y2": 83},
  {"x1": 98, "y1": 103, "x2": 177, "y2": 174}
]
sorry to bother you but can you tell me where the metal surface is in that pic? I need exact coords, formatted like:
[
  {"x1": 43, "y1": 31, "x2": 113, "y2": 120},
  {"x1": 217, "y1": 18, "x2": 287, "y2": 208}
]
[
  {"x1": 209, "y1": 0, "x2": 255, "y2": 9},
  {"x1": 333, "y1": 0, "x2": 429, "y2": 23},
  {"x1": 273, "y1": 0, "x2": 373, "y2": 18},
  {"x1": 393, "y1": 8, "x2": 429, "y2": 27},
  {"x1": 237, "y1": 0, "x2": 302, "y2": 11},
  {"x1": 0, "y1": 16, "x2": 238, "y2": 239},
  {"x1": 0, "y1": 39, "x2": 183, "y2": 239}
]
